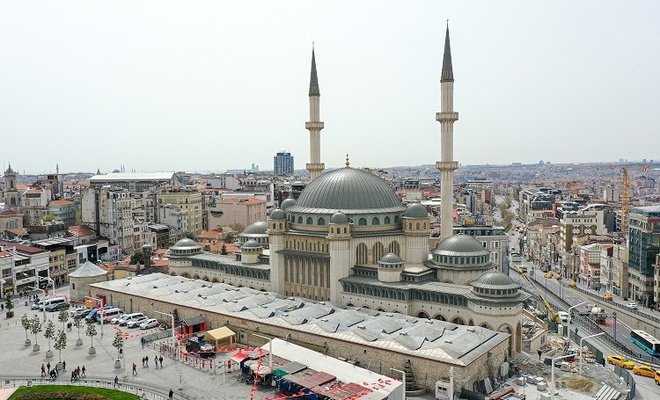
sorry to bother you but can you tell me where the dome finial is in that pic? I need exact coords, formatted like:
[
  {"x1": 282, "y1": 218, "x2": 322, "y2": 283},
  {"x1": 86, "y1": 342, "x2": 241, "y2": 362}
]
[{"x1": 345, "y1": 152, "x2": 350, "y2": 167}]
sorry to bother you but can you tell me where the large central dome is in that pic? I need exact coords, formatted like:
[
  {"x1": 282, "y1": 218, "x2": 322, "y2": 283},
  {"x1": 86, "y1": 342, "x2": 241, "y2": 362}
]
[{"x1": 293, "y1": 167, "x2": 404, "y2": 212}]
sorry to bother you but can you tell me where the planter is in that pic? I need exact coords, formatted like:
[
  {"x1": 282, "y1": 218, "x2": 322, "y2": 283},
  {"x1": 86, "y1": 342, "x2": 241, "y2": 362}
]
[
  {"x1": 25, "y1": 338, "x2": 32, "y2": 347},
  {"x1": 76, "y1": 338, "x2": 83, "y2": 347},
  {"x1": 56, "y1": 362, "x2": 63, "y2": 371},
  {"x1": 88, "y1": 346, "x2": 96, "y2": 355},
  {"x1": 33, "y1": 344, "x2": 40, "y2": 352},
  {"x1": 5, "y1": 311, "x2": 14, "y2": 318},
  {"x1": 114, "y1": 359, "x2": 122, "y2": 369},
  {"x1": 46, "y1": 350, "x2": 54, "y2": 359}
]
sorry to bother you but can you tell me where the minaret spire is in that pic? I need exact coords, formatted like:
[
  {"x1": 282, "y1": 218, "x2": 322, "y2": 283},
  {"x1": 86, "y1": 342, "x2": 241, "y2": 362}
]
[
  {"x1": 305, "y1": 44, "x2": 325, "y2": 181},
  {"x1": 436, "y1": 23, "x2": 459, "y2": 240}
]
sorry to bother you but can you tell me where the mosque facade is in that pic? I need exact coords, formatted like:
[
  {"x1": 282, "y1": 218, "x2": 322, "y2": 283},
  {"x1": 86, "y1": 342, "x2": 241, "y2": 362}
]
[{"x1": 167, "y1": 27, "x2": 530, "y2": 356}]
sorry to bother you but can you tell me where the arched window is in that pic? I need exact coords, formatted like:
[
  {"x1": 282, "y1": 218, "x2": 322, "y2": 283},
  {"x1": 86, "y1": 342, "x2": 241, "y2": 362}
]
[
  {"x1": 318, "y1": 218, "x2": 325, "y2": 225},
  {"x1": 384, "y1": 216, "x2": 391, "y2": 224},
  {"x1": 372, "y1": 217, "x2": 379, "y2": 225},
  {"x1": 358, "y1": 218, "x2": 367, "y2": 226},
  {"x1": 306, "y1": 217, "x2": 313, "y2": 224},
  {"x1": 416, "y1": 222, "x2": 420, "y2": 230},
  {"x1": 373, "y1": 242, "x2": 384, "y2": 264},
  {"x1": 356, "y1": 243, "x2": 368, "y2": 265},
  {"x1": 388, "y1": 241, "x2": 400, "y2": 255},
  {"x1": 394, "y1": 216, "x2": 400, "y2": 223},
  {"x1": 297, "y1": 216, "x2": 303, "y2": 223}
]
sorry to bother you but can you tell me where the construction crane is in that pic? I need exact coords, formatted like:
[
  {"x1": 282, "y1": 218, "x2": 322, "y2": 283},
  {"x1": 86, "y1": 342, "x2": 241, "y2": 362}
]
[
  {"x1": 514, "y1": 266, "x2": 560, "y2": 323},
  {"x1": 621, "y1": 165, "x2": 651, "y2": 232}
]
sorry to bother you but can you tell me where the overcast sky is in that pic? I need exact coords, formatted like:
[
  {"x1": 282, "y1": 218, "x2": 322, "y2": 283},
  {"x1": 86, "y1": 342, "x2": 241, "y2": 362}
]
[{"x1": 1, "y1": 1, "x2": 658, "y2": 175}]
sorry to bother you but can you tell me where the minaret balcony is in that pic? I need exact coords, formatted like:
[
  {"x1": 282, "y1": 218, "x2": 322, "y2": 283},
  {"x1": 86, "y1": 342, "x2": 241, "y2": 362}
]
[
  {"x1": 435, "y1": 111, "x2": 459, "y2": 122},
  {"x1": 306, "y1": 162, "x2": 325, "y2": 171},
  {"x1": 305, "y1": 121, "x2": 325, "y2": 130},
  {"x1": 435, "y1": 161, "x2": 459, "y2": 171}
]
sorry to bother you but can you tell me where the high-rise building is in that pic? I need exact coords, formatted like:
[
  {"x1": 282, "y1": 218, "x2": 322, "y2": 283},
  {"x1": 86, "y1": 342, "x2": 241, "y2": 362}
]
[
  {"x1": 274, "y1": 151, "x2": 294, "y2": 176},
  {"x1": 627, "y1": 205, "x2": 660, "y2": 306}
]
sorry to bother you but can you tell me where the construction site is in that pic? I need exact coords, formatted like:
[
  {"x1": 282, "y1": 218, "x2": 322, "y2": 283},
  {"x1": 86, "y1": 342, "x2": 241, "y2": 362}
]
[{"x1": 483, "y1": 332, "x2": 632, "y2": 400}]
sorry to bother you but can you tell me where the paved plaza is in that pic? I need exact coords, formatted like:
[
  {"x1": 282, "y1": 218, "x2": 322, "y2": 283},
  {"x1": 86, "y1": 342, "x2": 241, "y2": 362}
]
[{"x1": 0, "y1": 291, "x2": 283, "y2": 400}]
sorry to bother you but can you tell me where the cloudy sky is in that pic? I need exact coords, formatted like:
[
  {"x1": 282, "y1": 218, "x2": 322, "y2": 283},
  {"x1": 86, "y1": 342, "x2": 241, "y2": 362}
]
[{"x1": 1, "y1": 1, "x2": 658, "y2": 175}]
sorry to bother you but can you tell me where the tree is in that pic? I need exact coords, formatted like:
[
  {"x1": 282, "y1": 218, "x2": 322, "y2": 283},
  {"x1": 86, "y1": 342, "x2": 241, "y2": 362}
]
[
  {"x1": 5, "y1": 295, "x2": 14, "y2": 318},
  {"x1": 44, "y1": 319, "x2": 55, "y2": 352},
  {"x1": 130, "y1": 251, "x2": 144, "y2": 265},
  {"x1": 58, "y1": 309, "x2": 69, "y2": 330},
  {"x1": 203, "y1": 245, "x2": 211, "y2": 252},
  {"x1": 30, "y1": 315, "x2": 42, "y2": 346},
  {"x1": 21, "y1": 314, "x2": 31, "y2": 341},
  {"x1": 73, "y1": 317, "x2": 83, "y2": 339},
  {"x1": 182, "y1": 231, "x2": 196, "y2": 240},
  {"x1": 54, "y1": 330, "x2": 67, "y2": 362},
  {"x1": 112, "y1": 330, "x2": 124, "y2": 361},
  {"x1": 85, "y1": 319, "x2": 98, "y2": 348},
  {"x1": 221, "y1": 244, "x2": 228, "y2": 255}
]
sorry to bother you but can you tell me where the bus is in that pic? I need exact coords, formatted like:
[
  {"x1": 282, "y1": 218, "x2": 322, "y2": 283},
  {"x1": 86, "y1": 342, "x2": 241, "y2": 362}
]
[{"x1": 630, "y1": 329, "x2": 660, "y2": 357}]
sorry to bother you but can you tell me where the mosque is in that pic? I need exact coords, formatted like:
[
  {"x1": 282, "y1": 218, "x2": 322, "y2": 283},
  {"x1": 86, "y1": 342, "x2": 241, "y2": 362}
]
[{"x1": 166, "y1": 26, "x2": 530, "y2": 355}]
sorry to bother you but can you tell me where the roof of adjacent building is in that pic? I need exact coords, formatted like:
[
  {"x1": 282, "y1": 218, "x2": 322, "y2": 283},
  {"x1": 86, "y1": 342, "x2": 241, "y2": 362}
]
[
  {"x1": 0, "y1": 240, "x2": 44, "y2": 254},
  {"x1": 49, "y1": 200, "x2": 75, "y2": 206},
  {"x1": 89, "y1": 172, "x2": 176, "y2": 182},
  {"x1": 218, "y1": 198, "x2": 266, "y2": 205},
  {"x1": 68, "y1": 225, "x2": 96, "y2": 237},
  {"x1": 291, "y1": 167, "x2": 405, "y2": 214},
  {"x1": 91, "y1": 273, "x2": 509, "y2": 367}
]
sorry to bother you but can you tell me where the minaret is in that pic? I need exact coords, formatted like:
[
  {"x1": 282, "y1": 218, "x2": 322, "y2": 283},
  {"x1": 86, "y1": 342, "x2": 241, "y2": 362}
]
[
  {"x1": 436, "y1": 24, "x2": 459, "y2": 240},
  {"x1": 305, "y1": 45, "x2": 325, "y2": 180}
]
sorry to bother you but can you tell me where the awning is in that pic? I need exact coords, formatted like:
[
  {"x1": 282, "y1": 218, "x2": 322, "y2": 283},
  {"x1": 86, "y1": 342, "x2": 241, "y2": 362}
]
[
  {"x1": 314, "y1": 382, "x2": 370, "y2": 400},
  {"x1": 230, "y1": 350, "x2": 248, "y2": 363},
  {"x1": 204, "y1": 326, "x2": 235, "y2": 342}
]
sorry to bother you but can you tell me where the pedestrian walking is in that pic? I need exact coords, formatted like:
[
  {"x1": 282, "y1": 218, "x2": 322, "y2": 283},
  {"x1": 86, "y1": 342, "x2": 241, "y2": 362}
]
[
  {"x1": 41, "y1": 364, "x2": 46, "y2": 377},
  {"x1": 46, "y1": 362, "x2": 51, "y2": 372},
  {"x1": 81, "y1": 366, "x2": 86, "y2": 377},
  {"x1": 154, "y1": 355, "x2": 158, "y2": 369},
  {"x1": 141, "y1": 337, "x2": 145, "y2": 348},
  {"x1": 62, "y1": 361, "x2": 66, "y2": 372},
  {"x1": 159, "y1": 355, "x2": 163, "y2": 368},
  {"x1": 141, "y1": 357, "x2": 145, "y2": 367},
  {"x1": 145, "y1": 355, "x2": 149, "y2": 368},
  {"x1": 114, "y1": 375, "x2": 119, "y2": 387},
  {"x1": 169, "y1": 388, "x2": 174, "y2": 399},
  {"x1": 119, "y1": 348, "x2": 123, "y2": 358},
  {"x1": 132, "y1": 362, "x2": 137, "y2": 376},
  {"x1": 537, "y1": 349, "x2": 542, "y2": 360}
]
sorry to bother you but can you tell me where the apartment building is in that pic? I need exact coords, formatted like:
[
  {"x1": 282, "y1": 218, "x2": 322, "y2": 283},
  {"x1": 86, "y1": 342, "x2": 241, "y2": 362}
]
[
  {"x1": 22, "y1": 187, "x2": 52, "y2": 225},
  {"x1": 157, "y1": 189, "x2": 203, "y2": 234},
  {"x1": 0, "y1": 240, "x2": 50, "y2": 295},
  {"x1": 628, "y1": 205, "x2": 660, "y2": 306},
  {"x1": 48, "y1": 199, "x2": 76, "y2": 227},
  {"x1": 81, "y1": 186, "x2": 134, "y2": 253},
  {"x1": 207, "y1": 197, "x2": 267, "y2": 230}
]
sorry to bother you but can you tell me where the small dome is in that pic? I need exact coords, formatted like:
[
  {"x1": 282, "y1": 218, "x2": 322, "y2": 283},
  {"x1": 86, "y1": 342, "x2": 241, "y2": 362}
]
[
  {"x1": 379, "y1": 253, "x2": 404, "y2": 267},
  {"x1": 242, "y1": 239, "x2": 261, "y2": 249},
  {"x1": 270, "y1": 209, "x2": 286, "y2": 220},
  {"x1": 405, "y1": 203, "x2": 428, "y2": 218},
  {"x1": 69, "y1": 260, "x2": 108, "y2": 278},
  {"x1": 473, "y1": 272, "x2": 517, "y2": 288},
  {"x1": 330, "y1": 211, "x2": 349, "y2": 224},
  {"x1": 242, "y1": 221, "x2": 268, "y2": 235},
  {"x1": 433, "y1": 235, "x2": 489, "y2": 256},
  {"x1": 171, "y1": 238, "x2": 201, "y2": 251},
  {"x1": 281, "y1": 198, "x2": 297, "y2": 211}
]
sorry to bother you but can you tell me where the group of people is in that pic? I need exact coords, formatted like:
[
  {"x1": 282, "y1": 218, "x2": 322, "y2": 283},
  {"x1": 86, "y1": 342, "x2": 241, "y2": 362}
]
[
  {"x1": 70, "y1": 365, "x2": 86, "y2": 382},
  {"x1": 141, "y1": 355, "x2": 164, "y2": 368},
  {"x1": 40, "y1": 361, "x2": 77, "y2": 381}
]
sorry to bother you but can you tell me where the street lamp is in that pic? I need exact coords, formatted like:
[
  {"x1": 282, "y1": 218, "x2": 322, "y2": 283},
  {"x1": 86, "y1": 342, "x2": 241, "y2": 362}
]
[
  {"x1": 551, "y1": 354, "x2": 577, "y2": 399},
  {"x1": 579, "y1": 332, "x2": 605, "y2": 374},
  {"x1": 390, "y1": 368, "x2": 406, "y2": 400},
  {"x1": 33, "y1": 277, "x2": 54, "y2": 322},
  {"x1": 566, "y1": 301, "x2": 586, "y2": 339},
  {"x1": 84, "y1": 296, "x2": 104, "y2": 336},
  {"x1": 612, "y1": 312, "x2": 617, "y2": 343},
  {"x1": 154, "y1": 310, "x2": 178, "y2": 361},
  {"x1": 253, "y1": 333, "x2": 273, "y2": 370}
]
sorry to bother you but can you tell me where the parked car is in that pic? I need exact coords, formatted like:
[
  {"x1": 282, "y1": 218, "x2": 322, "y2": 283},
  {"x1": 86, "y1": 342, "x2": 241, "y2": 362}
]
[
  {"x1": 127, "y1": 315, "x2": 148, "y2": 328},
  {"x1": 606, "y1": 355, "x2": 635, "y2": 369},
  {"x1": 603, "y1": 293, "x2": 613, "y2": 301},
  {"x1": 626, "y1": 302, "x2": 639, "y2": 310},
  {"x1": 544, "y1": 271, "x2": 554, "y2": 278},
  {"x1": 140, "y1": 318, "x2": 159, "y2": 330},
  {"x1": 120, "y1": 313, "x2": 146, "y2": 327},
  {"x1": 632, "y1": 365, "x2": 655, "y2": 378},
  {"x1": 655, "y1": 370, "x2": 660, "y2": 386},
  {"x1": 569, "y1": 280, "x2": 577, "y2": 287}
]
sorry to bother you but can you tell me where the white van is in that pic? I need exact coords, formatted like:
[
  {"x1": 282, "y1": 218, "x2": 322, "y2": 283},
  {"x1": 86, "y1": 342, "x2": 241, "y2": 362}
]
[
  {"x1": 40, "y1": 297, "x2": 67, "y2": 311},
  {"x1": 99, "y1": 308, "x2": 124, "y2": 323},
  {"x1": 557, "y1": 311, "x2": 569, "y2": 324}
]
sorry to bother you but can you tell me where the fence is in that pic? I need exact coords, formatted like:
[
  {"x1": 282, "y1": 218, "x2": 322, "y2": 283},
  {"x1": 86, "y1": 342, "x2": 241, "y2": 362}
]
[{"x1": 613, "y1": 365, "x2": 636, "y2": 400}]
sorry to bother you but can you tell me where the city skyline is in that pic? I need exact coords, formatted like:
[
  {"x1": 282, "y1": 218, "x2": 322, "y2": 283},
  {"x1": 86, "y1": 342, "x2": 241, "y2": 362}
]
[{"x1": 1, "y1": 1, "x2": 659, "y2": 175}]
